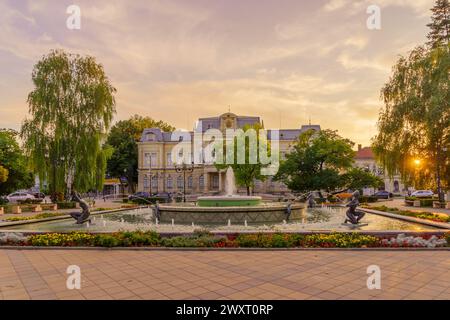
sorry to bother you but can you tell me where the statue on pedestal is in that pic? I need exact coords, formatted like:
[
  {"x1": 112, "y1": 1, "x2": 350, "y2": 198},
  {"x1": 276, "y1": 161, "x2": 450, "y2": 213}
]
[
  {"x1": 344, "y1": 191, "x2": 365, "y2": 225},
  {"x1": 70, "y1": 192, "x2": 91, "y2": 224},
  {"x1": 307, "y1": 193, "x2": 316, "y2": 208}
]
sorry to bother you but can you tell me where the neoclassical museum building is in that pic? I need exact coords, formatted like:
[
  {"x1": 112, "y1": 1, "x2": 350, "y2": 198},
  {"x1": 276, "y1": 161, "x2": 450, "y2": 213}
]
[{"x1": 137, "y1": 113, "x2": 320, "y2": 195}]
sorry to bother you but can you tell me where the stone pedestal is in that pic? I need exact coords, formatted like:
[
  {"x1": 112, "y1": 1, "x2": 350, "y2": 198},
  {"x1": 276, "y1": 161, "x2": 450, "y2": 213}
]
[
  {"x1": 446, "y1": 202, "x2": 450, "y2": 210},
  {"x1": 11, "y1": 206, "x2": 22, "y2": 214},
  {"x1": 0, "y1": 207, "x2": 4, "y2": 215},
  {"x1": 32, "y1": 205, "x2": 42, "y2": 212}
]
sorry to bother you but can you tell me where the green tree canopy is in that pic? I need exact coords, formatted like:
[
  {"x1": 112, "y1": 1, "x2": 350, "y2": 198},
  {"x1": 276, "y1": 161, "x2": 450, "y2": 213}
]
[
  {"x1": 106, "y1": 115, "x2": 175, "y2": 193},
  {"x1": 372, "y1": 45, "x2": 449, "y2": 199},
  {"x1": 0, "y1": 129, "x2": 34, "y2": 195},
  {"x1": 21, "y1": 50, "x2": 116, "y2": 200},
  {"x1": 215, "y1": 123, "x2": 270, "y2": 195},
  {"x1": 274, "y1": 129, "x2": 355, "y2": 193},
  {"x1": 342, "y1": 168, "x2": 384, "y2": 192},
  {"x1": 427, "y1": 0, "x2": 450, "y2": 49}
]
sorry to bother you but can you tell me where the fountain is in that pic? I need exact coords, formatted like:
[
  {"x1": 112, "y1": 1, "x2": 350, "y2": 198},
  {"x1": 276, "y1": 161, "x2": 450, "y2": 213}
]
[
  {"x1": 155, "y1": 166, "x2": 304, "y2": 224},
  {"x1": 197, "y1": 167, "x2": 262, "y2": 207}
]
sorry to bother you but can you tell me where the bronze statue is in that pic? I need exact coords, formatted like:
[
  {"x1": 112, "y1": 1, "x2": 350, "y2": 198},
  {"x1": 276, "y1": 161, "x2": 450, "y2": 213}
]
[
  {"x1": 307, "y1": 193, "x2": 316, "y2": 208},
  {"x1": 344, "y1": 191, "x2": 365, "y2": 225},
  {"x1": 70, "y1": 192, "x2": 91, "y2": 224}
]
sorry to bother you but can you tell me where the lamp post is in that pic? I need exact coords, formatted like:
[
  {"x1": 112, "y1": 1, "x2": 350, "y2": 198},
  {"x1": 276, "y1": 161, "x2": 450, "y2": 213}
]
[{"x1": 175, "y1": 162, "x2": 194, "y2": 202}]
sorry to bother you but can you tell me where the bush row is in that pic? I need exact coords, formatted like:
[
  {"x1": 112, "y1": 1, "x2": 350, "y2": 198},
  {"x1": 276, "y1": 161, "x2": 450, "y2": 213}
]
[
  {"x1": 369, "y1": 205, "x2": 450, "y2": 223},
  {"x1": 22, "y1": 231, "x2": 394, "y2": 248}
]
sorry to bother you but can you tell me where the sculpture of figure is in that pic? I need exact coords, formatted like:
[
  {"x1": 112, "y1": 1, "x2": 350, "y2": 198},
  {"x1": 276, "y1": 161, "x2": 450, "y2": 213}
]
[
  {"x1": 344, "y1": 191, "x2": 365, "y2": 225},
  {"x1": 154, "y1": 201, "x2": 161, "y2": 222},
  {"x1": 307, "y1": 193, "x2": 316, "y2": 208},
  {"x1": 285, "y1": 201, "x2": 292, "y2": 221},
  {"x1": 70, "y1": 192, "x2": 91, "y2": 224}
]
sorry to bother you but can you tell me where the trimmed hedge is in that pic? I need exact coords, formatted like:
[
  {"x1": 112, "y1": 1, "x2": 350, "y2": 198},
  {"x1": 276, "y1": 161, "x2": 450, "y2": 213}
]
[
  {"x1": 56, "y1": 202, "x2": 77, "y2": 209},
  {"x1": 24, "y1": 231, "x2": 386, "y2": 248},
  {"x1": 369, "y1": 205, "x2": 450, "y2": 223}
]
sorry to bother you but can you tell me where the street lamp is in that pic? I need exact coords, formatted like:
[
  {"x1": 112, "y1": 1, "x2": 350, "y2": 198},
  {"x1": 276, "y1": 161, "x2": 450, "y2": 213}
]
[{"x1": 175, "y1": 162, "x2": 194, "y2": 202}]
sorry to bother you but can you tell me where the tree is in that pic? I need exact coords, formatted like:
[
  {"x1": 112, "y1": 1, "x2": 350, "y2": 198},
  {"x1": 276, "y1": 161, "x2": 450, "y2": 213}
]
[
  {"x1": 372, "y1": 46, "x2": 449, "y2": 201},
  {"x1": 427, "y1": 0, "x2": 450, "y2": 49},
  {"x1": 0, "y1": 165, "x2": 8, "y2": 183},
  {"x1": 0, "y1": 129, "x2": 34, "y2": 195},
  {"x1": 215, "y1": 123, "x2": 270, "y2": 195},
  {"x1": 21, "y1": 50, "x2": 116, "y2": 201},
  {"x1": 106, "y1": 115, "x2": 175, "y2": 193},
  {"x1": 342, "y1": 168, "x2": 384, "y2": 192},
  {"x1": 274, "y1": 129, "x2": 355, "y2": 193}
]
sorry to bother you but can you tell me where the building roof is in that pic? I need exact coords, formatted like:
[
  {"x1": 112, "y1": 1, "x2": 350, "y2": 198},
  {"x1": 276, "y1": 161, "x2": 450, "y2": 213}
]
[
  {"x1": 140, "y1": 113, "x2": 321, "y2": 142},
  {"x1": 355, "y1": 147, "x2": 375, "y2": 159}
]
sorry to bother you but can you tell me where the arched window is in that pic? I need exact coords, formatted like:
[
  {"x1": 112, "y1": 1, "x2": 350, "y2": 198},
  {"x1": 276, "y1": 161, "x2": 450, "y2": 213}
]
[
  {"x1": 166, "y1": 176, "x2": 173, "y2": 189},
  {"x1": 151, "y1": 175, "x2": 158, "y2": 189},
  {"x1": 143, "y1": 176, "x2": 149, "y2": 189},
  {"x1": 177, "y1": 176, "x2": 183, "y2": 189},
  {"x1": 146, "y1": 132, "x2": 156, "y2": 141},
  {"x1": 187, "y1": 176, "x2": 193, "y2": 189},
  {"x1": 199, "y1": 175, "x2": 204, "y2": 188}
]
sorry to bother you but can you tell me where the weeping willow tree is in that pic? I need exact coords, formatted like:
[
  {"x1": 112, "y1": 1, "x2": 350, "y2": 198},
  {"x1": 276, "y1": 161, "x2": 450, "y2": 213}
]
[
  {"x1": 21, "y1": 50, "x2": 116, "y2": 201},
  {"x1": 372, "y1": 44, "x2": 449, "y2": 201}
]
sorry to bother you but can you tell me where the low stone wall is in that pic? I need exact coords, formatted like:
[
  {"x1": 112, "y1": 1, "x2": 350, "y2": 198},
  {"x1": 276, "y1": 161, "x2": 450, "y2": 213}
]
[{"x1": 158, "y1": 203, "x2": 304, "y2": 224}]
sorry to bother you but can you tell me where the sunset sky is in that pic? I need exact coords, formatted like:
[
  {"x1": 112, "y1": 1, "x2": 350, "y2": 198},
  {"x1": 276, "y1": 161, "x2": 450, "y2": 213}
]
[{"x1": 0, "y1": 0, "x2": 436, "y2": 146}]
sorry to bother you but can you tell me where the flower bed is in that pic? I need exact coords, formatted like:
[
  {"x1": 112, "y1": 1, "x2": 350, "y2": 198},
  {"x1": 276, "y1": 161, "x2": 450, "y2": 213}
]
[
  {"x1": 1, "y1": 231, "x2": 447, "y2": 248},
  {"x1": 5, "y1": 212, "x2": 65, "y2": 222},
  {"x1": 367, "y1": 205, "x2": 450, "y2": 223}
]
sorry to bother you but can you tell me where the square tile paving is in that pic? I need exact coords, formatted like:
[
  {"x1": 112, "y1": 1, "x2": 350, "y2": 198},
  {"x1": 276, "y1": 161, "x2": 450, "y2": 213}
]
[{"x1": 0, "y1": 249, "x2": 448, "y2": 300}]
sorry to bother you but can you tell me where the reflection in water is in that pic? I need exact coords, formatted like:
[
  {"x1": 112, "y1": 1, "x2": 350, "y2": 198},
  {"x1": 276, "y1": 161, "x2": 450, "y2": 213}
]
[{"x1": 1, "y1": 206, "x2": 441, "y2": 232}]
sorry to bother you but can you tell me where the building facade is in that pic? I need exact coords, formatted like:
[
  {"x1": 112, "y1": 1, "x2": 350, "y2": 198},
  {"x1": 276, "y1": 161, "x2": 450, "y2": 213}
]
[
  {"x1": 354, "y1": 145, "x2": 408, "y2": 195},
  {"x1": 137, "y1": 112, "x2": 320, "y2": 195}
]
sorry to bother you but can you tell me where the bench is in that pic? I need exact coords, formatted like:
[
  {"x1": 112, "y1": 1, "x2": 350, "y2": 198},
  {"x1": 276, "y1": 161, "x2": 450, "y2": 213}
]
[
  {"x1": 42, "y1": 204, "x2": 58, "y2": 211},
  {"x1": 31, "y1": 205, "x2": 42, "y2": 213},
  {"x1": 11, "y1": 206, "x2": 22, "y2": 214}
]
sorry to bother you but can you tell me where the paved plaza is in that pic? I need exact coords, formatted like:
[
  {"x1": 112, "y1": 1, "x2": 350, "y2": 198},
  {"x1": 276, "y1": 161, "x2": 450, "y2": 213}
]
[{"x1": 0, "y1": 249, "x2": 449, "y2": 300}]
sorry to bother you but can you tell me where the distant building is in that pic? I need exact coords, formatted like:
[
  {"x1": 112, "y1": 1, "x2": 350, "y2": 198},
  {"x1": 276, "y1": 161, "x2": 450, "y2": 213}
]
[
  {"x1": 354, "y1": 145, "x2": 407, "y2": 195},
  {"x1": 137, "y1": 112, "x2": 320, "y2": 195}
]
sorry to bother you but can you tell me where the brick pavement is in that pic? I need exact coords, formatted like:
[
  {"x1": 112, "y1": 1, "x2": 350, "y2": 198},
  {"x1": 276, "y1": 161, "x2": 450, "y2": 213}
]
[{"x1": 0, "y1": 249, "x2": 449, "y2": 300}]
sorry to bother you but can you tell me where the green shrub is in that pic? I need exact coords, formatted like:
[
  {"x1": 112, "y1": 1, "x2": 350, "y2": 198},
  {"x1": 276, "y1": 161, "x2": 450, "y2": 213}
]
[
  {"x1": 94, "y1": 234, "x2": 120, "y2": 247},
  {"x1": 370, "y1": 205, "x2": 450, "y2": 223},
  {"x1": 359, "y1": 196, "x2": 378, "y2": 203},
  {"x1": 56, "y1": 202, "x2": 77, "y2": 209},
  {"x1": 236, "y1": 233, "x2": 304, "y2": 248},
  {"x1": 17, "y1": 199, "x2": 43, "y2": 205},
  {"x1": 6, "y1": 212, "x2": 64, "y2": 221}
]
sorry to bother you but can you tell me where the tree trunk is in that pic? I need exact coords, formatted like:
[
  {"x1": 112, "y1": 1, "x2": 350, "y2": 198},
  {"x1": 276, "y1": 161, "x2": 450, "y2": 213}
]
[{"x1": 246, "y1": 186, "x2": 250, "y2": 196}]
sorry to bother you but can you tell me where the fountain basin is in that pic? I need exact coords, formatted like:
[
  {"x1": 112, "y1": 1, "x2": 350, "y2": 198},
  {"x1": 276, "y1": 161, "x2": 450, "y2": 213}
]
[
  {"x1": 197, "y1": 196, "x2": 262, "y2": 207},
  {"x1": 157, "y1": 202, "x2": 302, "y2": 224}
]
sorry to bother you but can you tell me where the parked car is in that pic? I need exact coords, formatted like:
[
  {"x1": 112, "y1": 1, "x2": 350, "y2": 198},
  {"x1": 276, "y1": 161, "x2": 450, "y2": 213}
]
[
  {"x1": 128, "y1": 192, "x2": 151, "y2": 201},
  {"x1": 33, "y1": 192, "x2": 46, "y2": 200},
  {"x1": 410, "y1": 190, "x2": 434, "y2": 198},
  {"x1": 373, "y1": 190, "x2": 393, "y2": 199},
  {"x1": 6, "y1": 192, "x2": 35, "y2": 203}
]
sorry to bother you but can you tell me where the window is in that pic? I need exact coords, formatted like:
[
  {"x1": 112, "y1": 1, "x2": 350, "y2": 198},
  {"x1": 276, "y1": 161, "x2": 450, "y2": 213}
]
[
  {"x1": 143, "y1": 176, "x2": 149, "y2": 189},
  {"x1": 212, "y1": 175, "x2": 219, "y2": 188},
  {"x1": 144, "y1": 153, "x2": 151, "y2": 168},
  {"x1": 167, "y1": 152, "x2": 172, "y2": 167},
  {"x1": 199, "y1": 175, "x2": 204, "y2": 188},
  {"x1": 177, "y1": 176, "x2": 183, "y2": 189},
  {"x1": 151, "y1": 175, "x2": 158, "y2": 189},
  {"x1": 166, "y1": 176, "x2": 173, "y2": 189},
  {"x1": 187, "y1": 176, "x2": 193, "y2": 189},
  {"x1": 150, "y1": 152, "x2": 157, "y2": 167},
  {"x1": 146, "y1": 133, "x2": 156, "y2": 141}
]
